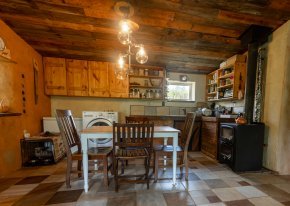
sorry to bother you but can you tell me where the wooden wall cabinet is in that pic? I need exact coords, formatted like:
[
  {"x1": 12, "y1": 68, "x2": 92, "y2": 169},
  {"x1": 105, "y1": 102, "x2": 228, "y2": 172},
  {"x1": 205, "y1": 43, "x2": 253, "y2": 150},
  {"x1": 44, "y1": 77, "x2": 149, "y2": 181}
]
[
  {"x1": 43, "y1": 57, "x2": 67, "y2": 95},
  {"x1": 108, "y1": 63, "x2": 129, "y2": 98},
  {"x1": 43, "y1": 58, "x2": 129, "y2": 98},
  {"x1": 88, "y1": 61, "x2": 110, "y2": 97},
  {"x1": 206, "y1": 54, "x2": 246, "y2": 101},
  {"x1": 66, "y1": 59, "x2": 88, "y2": 96}
]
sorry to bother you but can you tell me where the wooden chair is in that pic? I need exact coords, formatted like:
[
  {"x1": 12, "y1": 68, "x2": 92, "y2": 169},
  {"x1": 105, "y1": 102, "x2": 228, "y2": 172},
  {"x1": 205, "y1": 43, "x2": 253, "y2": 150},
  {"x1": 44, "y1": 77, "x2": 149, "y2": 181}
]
[
  {"x1": 153, "y1": 112, "x2": 196, "y2": 182},
  {"x1": 55, "y1": 109, "x2": 113, "y2": 188},
  {"x1": 121, "y1": 116, "x2": 151, "y2": 173},
  {"x1": 113, "y1": 122, "x2": 154, "y2": 192}
]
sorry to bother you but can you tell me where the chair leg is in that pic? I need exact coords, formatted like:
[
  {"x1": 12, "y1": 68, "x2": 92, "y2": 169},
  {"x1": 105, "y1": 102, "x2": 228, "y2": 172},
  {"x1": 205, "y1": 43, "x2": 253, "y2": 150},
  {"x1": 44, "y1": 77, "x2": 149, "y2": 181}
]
[
  {"x1": 114, "y1": 158, "x2": 119, "y2": 192},
  {"x1": 121, "y1": 160, "x2": 125, "y2": 174},
  {"x1": 185, "y1": 161, "x2": 189, "y2": 181},
  {"x1": 110, "y1": 152, "x2": 114, "y2": 175},
  {"x1": 184, "y1": 153, "x2": 189, "y2": 181},
  {"x1": 180, "y1": 164, "x2": 184, "y2": 179},
  {"x1": 103, "y1": 157, "x2": 109, "y2": 187},
  {"x1": 66, "y1": 157, "x2": 72, "y2": 188},
  {"x1": 145, "y1": 157, "x2": 150, "y2": 189},
  {"x1": 126, "y1": 160, "x2": 128, "y2": 166},
  {"x1": 154, "y1": 152, "x2": 159, "y2": 183},
  {"x1": 77, "y1": 160, "x2": 82, "y2": 178}
]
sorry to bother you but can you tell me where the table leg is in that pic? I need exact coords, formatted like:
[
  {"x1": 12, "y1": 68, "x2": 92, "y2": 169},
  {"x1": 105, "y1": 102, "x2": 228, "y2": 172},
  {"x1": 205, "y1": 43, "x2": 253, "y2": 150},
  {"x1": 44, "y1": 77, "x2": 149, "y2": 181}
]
[
  {"x1": 81, "y1": 135, "x2": 89, "y2": 193},
  {"x1": 163, "y1": 137, "x2": 168, "y2": 170},
  {"x1": 172, "y1": 133, "x2": 178, "y2": 186}
]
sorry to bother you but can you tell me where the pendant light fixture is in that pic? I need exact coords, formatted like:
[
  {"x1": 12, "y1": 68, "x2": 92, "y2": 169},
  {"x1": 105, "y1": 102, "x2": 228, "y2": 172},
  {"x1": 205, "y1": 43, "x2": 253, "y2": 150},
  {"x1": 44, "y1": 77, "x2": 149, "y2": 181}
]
[{"x1": 114, "y1": 1, "x2": 148, "y2": 80}]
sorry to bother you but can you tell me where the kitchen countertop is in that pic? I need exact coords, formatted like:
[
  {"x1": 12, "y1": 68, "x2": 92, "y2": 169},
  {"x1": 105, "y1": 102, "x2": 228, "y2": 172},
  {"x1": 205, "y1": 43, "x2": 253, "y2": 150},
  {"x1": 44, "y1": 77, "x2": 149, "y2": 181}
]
[{"x1": 130, "y1": 115, "x2": 235, "y2": 122}]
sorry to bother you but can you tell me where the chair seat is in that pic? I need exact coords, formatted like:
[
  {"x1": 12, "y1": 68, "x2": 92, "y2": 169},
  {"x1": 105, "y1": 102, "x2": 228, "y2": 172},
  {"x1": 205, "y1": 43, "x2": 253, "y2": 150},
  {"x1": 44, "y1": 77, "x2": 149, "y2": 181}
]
[
  {"x1": 154, "y1": 144, "x2": 183, "y2": 152},
  {"x1": 72, "y1": 147, "x2": 112, "y2": 160},
  {"x1": 116, "y1": 148, "x2": 149, "y2": 158}
]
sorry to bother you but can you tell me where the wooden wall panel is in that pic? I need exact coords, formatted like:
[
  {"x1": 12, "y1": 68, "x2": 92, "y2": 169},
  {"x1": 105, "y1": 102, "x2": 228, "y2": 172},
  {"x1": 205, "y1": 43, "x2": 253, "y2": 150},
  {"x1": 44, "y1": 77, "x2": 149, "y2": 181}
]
[{"x1": 0, "y1": 20, "x2": 51, "y2": 177}]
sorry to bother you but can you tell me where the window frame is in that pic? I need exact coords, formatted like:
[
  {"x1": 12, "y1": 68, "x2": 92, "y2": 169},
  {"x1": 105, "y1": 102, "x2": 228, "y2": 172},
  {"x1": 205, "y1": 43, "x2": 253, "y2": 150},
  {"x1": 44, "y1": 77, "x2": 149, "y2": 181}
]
[{"x1": 166, "y1": 80, "x2": 195, "y2": 102}]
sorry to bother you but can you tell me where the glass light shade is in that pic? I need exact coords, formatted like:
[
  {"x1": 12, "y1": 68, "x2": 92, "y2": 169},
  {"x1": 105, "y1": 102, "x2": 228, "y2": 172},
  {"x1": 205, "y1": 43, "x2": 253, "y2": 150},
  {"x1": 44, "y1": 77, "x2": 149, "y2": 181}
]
[
  {"x1": 115, "y1": 69, "x2": 127, "y2": 80},
  {"x1": 136, "y1": 46, "x2": 148, "y2": 64},
  {"x1": 118, "y1": 31, "x2": 130, "y2": 45}
]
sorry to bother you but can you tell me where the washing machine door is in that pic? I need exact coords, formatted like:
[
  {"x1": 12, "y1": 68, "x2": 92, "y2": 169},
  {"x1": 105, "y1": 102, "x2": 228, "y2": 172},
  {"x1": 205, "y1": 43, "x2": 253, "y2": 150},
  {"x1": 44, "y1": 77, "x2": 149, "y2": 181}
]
[{"x1": 86, "y1": 118, "x2": 112, "y2": 144}]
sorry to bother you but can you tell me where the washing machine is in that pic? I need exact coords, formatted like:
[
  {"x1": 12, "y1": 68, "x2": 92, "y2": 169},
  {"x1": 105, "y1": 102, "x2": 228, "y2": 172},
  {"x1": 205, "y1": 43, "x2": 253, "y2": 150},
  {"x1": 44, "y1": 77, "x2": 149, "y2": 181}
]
[{"x1": 82, "y1": 111, "x2": 118, "y2": 147}]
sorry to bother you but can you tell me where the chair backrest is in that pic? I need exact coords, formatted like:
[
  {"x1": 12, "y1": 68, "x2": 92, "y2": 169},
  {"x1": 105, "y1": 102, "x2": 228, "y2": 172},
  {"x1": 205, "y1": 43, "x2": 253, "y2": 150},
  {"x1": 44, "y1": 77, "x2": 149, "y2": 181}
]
[
  {"x1": 55, "y1": 109, "x2": 81, "y2": 156},
  {"x1": 180, "y1": 112, "x2": 196, "y2": 150},
  {"x1": 125, "y1": 116, "x2": 150, "y2": 124},
  {"x1": 112, "y1": 122, "x2": 154, "y2": 150}
]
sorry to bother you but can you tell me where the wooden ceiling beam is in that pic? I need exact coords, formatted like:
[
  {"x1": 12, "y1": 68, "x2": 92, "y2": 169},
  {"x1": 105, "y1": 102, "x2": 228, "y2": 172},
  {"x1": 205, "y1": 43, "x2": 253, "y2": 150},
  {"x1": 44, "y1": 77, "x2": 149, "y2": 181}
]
[{"x1": 218, "y1": 10, "x2": 283, "y2": 28}]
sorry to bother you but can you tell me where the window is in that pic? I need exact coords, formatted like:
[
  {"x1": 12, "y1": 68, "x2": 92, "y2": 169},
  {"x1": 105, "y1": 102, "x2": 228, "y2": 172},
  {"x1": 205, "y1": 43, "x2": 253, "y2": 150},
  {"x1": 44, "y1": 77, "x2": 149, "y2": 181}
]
[{"x1": 167, "y1": 80, "x2": 195, "y2": 101}]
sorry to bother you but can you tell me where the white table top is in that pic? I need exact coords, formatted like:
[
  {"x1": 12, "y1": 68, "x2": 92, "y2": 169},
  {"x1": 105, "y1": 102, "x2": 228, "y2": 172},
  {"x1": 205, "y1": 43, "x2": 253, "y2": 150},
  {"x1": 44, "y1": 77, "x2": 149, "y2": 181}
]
[{"x1": 80, "y1": 126, "x2": 180, "y2": 134}]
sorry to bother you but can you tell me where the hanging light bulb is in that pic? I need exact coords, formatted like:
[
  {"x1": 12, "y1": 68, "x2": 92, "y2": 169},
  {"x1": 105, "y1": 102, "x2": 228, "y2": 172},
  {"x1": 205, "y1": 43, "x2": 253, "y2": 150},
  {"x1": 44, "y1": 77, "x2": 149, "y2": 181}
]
[
  {"x1": 136, "y1": 45, "x2": 148, "y2": 64},
  {"x1": 115, "y1": 55, "x2": 127, "y2": 80},
  {"x1": 120, "y1": 20, "x2": 130, "y2": 33},
  {"x1": 118, "y1": 31, "x2": 130, "y2": 45},
  {"x1": 118, "y1": 55, "x2": 125, "y2": 69}
]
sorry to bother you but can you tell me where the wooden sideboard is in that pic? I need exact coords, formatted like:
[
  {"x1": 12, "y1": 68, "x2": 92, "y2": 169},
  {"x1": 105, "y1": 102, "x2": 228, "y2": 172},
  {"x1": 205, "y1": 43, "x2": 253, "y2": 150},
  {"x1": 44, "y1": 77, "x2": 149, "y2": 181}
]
[{"x1": 130, "y1": 115, "x2": 201, "y2": 151}]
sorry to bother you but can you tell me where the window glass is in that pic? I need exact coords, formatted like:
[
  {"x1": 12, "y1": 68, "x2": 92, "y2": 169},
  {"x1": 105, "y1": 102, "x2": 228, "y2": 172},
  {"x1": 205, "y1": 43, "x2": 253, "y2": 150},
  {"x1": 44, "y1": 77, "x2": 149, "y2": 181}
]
[{"x1": 167, "y1": 81, "x2": 195, "y2": 101}]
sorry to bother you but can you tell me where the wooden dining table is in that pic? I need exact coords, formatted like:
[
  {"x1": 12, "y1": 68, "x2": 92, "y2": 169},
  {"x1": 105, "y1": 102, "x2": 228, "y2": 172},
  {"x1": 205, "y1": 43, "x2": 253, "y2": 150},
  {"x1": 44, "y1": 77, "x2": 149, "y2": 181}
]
[{"x1": 80, "y1": 125, "x2": 180, "y2": 192}]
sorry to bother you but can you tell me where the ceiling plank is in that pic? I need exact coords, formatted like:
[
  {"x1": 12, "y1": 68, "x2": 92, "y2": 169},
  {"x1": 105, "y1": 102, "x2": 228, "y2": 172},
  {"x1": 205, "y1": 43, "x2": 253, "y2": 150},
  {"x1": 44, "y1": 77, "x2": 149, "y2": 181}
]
[{"x1": 218, "y1": 10, "x2": 283, "y2": 28}]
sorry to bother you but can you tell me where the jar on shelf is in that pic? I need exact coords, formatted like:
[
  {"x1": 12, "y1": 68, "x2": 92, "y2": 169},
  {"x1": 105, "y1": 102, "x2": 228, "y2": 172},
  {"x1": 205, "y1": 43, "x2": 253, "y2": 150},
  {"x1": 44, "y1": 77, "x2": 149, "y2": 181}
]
[
  {"x1": 129, "y1": 88, "x2": 134, "y2": 98},
  {"x1": 226, "y1": 78, "x2": 231, "y2": 85},
  {"x1": 144, "y1": 69, "x2": 148, "y2": 76},
  {"x1": 146, "y1": 89, "x2": 153, "y2": 98},
  {"x1": 154, "y1": 90, "x2": 161, "y2": 99}
]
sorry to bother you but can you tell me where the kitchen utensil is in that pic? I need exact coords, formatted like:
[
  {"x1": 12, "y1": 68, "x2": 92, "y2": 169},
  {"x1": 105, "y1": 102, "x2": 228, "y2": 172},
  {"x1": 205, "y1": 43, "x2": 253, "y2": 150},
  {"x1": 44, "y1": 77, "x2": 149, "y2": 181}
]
[
  {"x1": 235, "y1": 113, "x2": 247, "y2": 124},
  {"x1": 0, "y1": 97, "x2": 9, "y2": 113}
]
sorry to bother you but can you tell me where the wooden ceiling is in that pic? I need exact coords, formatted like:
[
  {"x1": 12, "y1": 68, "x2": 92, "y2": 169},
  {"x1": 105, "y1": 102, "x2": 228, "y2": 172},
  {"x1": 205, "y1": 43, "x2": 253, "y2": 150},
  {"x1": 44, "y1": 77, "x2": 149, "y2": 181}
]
[{"x1": 0, "y1": 0, "x2": 289, "y2": 74}]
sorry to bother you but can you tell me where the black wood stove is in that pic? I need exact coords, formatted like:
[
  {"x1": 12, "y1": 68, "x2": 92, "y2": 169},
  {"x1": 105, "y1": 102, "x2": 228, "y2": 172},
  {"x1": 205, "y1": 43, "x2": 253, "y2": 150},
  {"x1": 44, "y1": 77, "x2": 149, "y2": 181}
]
[{"x1": 219, "y1": 123, "x2": 265, "y2": 172}]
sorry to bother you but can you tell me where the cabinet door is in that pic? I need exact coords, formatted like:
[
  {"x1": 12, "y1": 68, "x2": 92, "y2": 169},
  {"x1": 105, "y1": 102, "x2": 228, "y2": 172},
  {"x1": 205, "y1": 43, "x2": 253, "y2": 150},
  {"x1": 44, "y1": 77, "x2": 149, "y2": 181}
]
[
  {"x1": 66, "y1": 59, "x2": 88, "y2": 96},
  {"x1": 88, "y1": 61, "x2": 110, "y2": 97},
  {"x1": 201, "y1": 121, "x2": 218, "y2": 159},
  {"x1": 108, "y1": 63, "x2": 129, "y2": 98},
  {"x1": 43, "y1": 57, "x2": 67, "y2": 95}
]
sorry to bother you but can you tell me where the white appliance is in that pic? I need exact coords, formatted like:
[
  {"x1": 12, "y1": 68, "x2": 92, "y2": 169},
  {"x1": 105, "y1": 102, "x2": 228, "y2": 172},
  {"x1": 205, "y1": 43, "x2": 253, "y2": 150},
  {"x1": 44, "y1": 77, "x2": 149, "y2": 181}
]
[
  {"x1": 82, "y1": 111, "x2": 118, "y2": 146},
  {"x1": 43, "y1": 117, "x2": 83, "y2": 133}
]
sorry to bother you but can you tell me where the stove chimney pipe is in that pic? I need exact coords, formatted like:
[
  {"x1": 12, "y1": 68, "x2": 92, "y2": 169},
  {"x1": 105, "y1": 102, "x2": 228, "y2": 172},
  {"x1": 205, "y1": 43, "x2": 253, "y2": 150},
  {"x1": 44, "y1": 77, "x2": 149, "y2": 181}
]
[{"x1": 239, "y1": 25, "x2": 272, "y2": 124}]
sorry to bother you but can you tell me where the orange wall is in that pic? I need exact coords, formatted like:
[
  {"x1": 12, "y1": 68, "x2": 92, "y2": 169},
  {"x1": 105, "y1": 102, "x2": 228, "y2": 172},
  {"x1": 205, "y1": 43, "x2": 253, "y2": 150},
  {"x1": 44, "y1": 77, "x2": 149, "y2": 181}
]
[{"x1": 0, "y1": 20, "x2": 51, "y2": 177}]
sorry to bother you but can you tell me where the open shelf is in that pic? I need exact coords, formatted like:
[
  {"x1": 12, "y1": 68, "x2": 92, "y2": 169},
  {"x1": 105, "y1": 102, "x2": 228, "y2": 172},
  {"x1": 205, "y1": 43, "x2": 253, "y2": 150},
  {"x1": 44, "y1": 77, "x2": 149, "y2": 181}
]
[
  {"x1": 129, "y1": 75, "x2": 163, "y2": 79},
  {"x1": 217, "y1": 83, "x2": 233, "y2": 89},
  {"x1": 206, "y1": 54, "x2": 246, "y2": 102},
  {"x1": 207, "y1": 82, "x2": 217, "y2": 86},
  {"x1": 129, "y1": 85, "x2": 162, "y2": 89},
  {"x1": 207, "y1": 91, "x2": 217, "y2": 95},
  {"x1": 0, "y1": 55, "x2": 17, "y2": 64},
  {"x1": 0, "y1": 112, "x2": 22, "y2": 117},
  {"x1": 219, "y1": 72, "x2": 234, "y2": 79}
]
